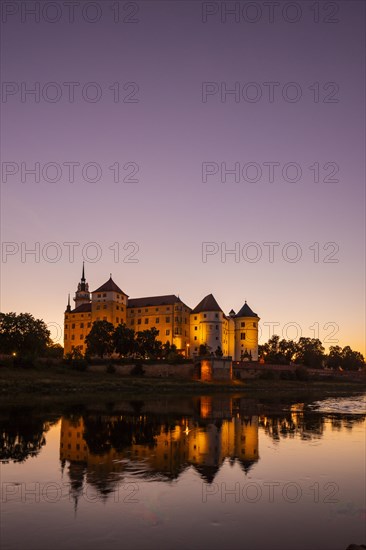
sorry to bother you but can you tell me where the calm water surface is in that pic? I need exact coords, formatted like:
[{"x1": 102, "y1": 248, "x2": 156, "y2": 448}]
[{"x1": 1, "y1": 393, "x2": 365, "y2": 550}]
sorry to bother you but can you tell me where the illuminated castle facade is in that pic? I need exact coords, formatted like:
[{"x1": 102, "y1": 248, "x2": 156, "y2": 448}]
[{"x1": 63, "y1": 266, "x2": 260, "y2": 360}]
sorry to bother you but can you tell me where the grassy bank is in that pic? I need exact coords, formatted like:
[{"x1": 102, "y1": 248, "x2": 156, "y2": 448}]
[{"x1": 0, "y1": 364, "x2": 365, "y2": 396}]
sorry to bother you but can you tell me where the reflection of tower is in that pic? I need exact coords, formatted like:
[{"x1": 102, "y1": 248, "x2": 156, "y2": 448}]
[{"x1": 234, "y1": 416, "x2": 259, "y2": 473}]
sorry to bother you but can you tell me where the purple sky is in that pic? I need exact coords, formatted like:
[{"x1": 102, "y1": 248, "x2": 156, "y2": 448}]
[{"x1": 1, "y1": 1, "x2": 365, "y2": 353}]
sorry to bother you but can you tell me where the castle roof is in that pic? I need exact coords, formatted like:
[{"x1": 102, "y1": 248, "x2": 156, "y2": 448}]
[
  {"x1": 92, "y1": 277, "x2": 128, "y2": 296},
  {"x1": 128, "y1": 295, "x2": 184, "y2": 308},
  {"x1": 191, "y1": 294, "x2": 223, "y2": 314},
  {"x1": 71, "y1": 303, "x2": 92, "y2": 313},
  {"x1": 235, "y1": 302, "x2": 258, "y2": 318}
]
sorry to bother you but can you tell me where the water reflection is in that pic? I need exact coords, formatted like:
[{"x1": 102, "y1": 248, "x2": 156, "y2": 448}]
[
  {"x1": 1, "y1": 394, "x2": 365, "y2": 550},
  {"x1": 0, "y1": 407, "x2": 57, "y2": 463}
]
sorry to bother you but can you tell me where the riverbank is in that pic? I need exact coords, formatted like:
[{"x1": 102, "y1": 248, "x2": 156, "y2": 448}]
[{"x1": 0, "y1": 364, "x2": 365, "y2": 397}]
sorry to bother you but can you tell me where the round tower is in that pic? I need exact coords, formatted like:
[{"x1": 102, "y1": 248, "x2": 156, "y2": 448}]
[{"x1": 234, "y1": 301, "x2": 260, "y2": 361}]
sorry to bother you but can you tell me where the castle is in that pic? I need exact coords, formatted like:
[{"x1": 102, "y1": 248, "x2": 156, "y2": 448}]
[{"x1": 63, "y1": 265, "x2": 260, "y2": 360}]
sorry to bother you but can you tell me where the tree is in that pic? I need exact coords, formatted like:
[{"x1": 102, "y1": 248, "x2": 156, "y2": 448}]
[
  {"x1": 113, "y1": 323, "x2": 135, "y2": 357},
  {"x1": 327, "y1": 346, "x2": 343, "y2": 369},
  {"x1": 135, "y1": 328, "x2": 162, "y2": 359},
  {"x1": 340, "y1": 346, "x2": 365, "y2": 371},
  {"x1": 278, "y1": 339, "x2": 297, "y2": 364},
  {"x1": 199, "y1": 343, "x2": 210, "y2": 356},
  {"x1": 0, "y1": 312, "x2": 51, "y2": 358},
  {"x1": 295, "y1": 338, "x2": 325, "y2": 368},
  {"x1": 215, "y1": 346, "x2": 223, "y2": 357},
  {"x1": 44, "y1": 343, "x2": 64, "y2": 359},
  {"x1": 85, "y1": 321, "x2": 115, "y2": 358},
  {"x1": 260, "y1": 335, "x2": 289, "y2": 364},
  {"x1": 162, "y1": 341, "x2": 181, "y2": 363}
]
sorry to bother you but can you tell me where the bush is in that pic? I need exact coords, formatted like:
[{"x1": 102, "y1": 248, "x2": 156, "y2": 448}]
[
  {"x1": 280, "y1": 370, "x2": 295, "y2": 380},
  {"x1": 13, "y1": 355, "x2": 35, "y2": 369},
  {"x1": 295, "y1": 366, "x2": 309, "y2": 381},
  {"x1": 130, "y1": 363, "x2": 145, "y2": 377},
  {"x1": 259, "y1": 369, "x2": 276, "y2": 380}
]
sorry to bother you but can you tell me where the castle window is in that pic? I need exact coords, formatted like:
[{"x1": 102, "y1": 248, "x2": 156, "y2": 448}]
[
  {"x1": 71, "y1": 335, "x2": 75, "y2": 340},
  {"x1": 156, "y1": 330, "x2": 160, "y2": 336},
  {"x1": 166, "y1": 330, "x2": 170, "y2": 336},
  {"x1": 116, "y1": 317, "x2": 119, "y2": 323},
  {"x1": 80, "y1": 323, "x2": 84, "y2": 328},
  {"x1": 215, "y1": 313, "x2": 219, "y2": 318},
  {"x1": 216, "y1": 337, "x2": 218, "y2": 340},
  {"x1": 71, "y1": 323, "x2": 75, "y2": 329},
  {"x1": 166, "y1": 307, "x2": 170, "y2": 311},
  {"x1": 131, "y1": 310, "x2": 134, "y2": 314},
  {"x1": 64, "y1": 335, "x2": 67, "y2": 340},
  {"x1": 65, "y1": 324, "x2": 68, "y2": 329},
  {"x1": 166, "y1": 316, "x2": 170, "y2": 323},
  {"x1": 156, "y1": 308, "x2": 159, "y2": 312},
  {"x1": 194, "y1": 336, "x2": 197, "y2": 341},
  {"x1": 97, "y1": 305, "x2": 100, "y2": 310},
  {"x1": 194, "y1": 326, "x2": 197, "y2": 331},
  {"x1": 117, "y1": 294, "x2": 120, "y2": 298},
  {"x1": 138, "y1": 309, "x2": 141, "y2": 313},
  {"x1": 80, "y1": 335, "x2": 83, "y2": 340},
  {"x1": 240, "y1": 333, "x2": 246, "y2": 340},
  {"x1": 145, "y1": 318, "x2": 149, "y2": 324},
  {"x1": 216, "y1": 325, "x2": 218, "y2": 329},
  {"x1": 103, "y1": 293, "x2": 106, "y2": 297},
  {"x1": 241, "y1": 322, "x2": 245, "y2": 328},
  {"x1": 116, "y1": 306, "x2": 119, "y2": 310},
  {"x1": 98, "y1": 294, "x2": 101, "y2": 298},
  {"x1": 204, "y1": 314, "x2": 207, "y2": 318},
  {"x1": 88, "y1": 322, "x2": 91, "y2": 328},
  {"x1": 138, "y1": 319, "x2": 141, "y2": 325},
  {"x1": 156, "y1": 318, "x2": 159, "y2": 323},
  {"x1": 103, "y1": 305, "x2": 107, "y2": 309},
  {"x1": 253, "y1": 322, "x2": 256, "y2": 327},
  {"x1": 145, "y1": 308, "x2": 148, "y2": 312},
  {"x1": 194, "y1": 316, "x2": 197, "y2": 320},
  {"x1": 121, "y1": 307, "x2": 124, "y2": 311}
]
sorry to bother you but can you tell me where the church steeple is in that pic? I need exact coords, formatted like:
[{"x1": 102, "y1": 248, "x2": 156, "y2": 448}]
[
  {"x1": 74, "y1": 264, "x2": 90, "y2": 309},
  {"x1": 66, "y1": 293, "x2": 71, "y2": 312}
]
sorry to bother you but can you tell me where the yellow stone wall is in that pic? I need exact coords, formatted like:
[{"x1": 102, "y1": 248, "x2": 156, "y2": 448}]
[{"x1": 64, "y1": 311, "x2": 92, "y2": 356}]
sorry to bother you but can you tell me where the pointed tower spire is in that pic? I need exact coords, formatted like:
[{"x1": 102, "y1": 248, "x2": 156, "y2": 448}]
[
  {"x1": 66, "y1": 293, "x2": 71, "y2": 312},
  {"x1": 74, "y1": 265, "x2": 90, "y2": 308}
]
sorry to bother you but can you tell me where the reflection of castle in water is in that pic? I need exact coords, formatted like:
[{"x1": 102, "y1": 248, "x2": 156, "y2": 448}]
[{"x1": 60, "y1": 397, "x2": 259, "y2": 491}]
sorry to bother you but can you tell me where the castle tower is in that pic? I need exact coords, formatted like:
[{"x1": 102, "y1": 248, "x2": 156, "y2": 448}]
[
  {"x1": 234, "y1": 301, "x2": 260, "y2": 361},
  {"x1": 73, "y1": 263, "x2": 90, "y2": 309},
  {"x1": 190, "y1": 294, "x2": 227, "y2": 355},
  {"x1": 91, "y1": 275, "x2": 128, "y2": 326}
]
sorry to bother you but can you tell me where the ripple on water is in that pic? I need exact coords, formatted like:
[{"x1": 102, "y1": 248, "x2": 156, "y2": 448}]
[{"x1": 309, "y1": 394, "x2": 366, "y2": 414}]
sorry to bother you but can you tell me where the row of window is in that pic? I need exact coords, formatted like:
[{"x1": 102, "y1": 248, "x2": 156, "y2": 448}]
[
  {"x1": 194, "y1": 324, "x2": 219, "y2": 331},
  {"x1": 66, "y1": 322, "x2": 92, "y2": 329}
]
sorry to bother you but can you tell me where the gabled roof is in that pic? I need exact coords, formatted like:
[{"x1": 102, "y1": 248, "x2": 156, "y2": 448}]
[
  {"x1": 128, "y1": 295, "x2": 185, "y2": 308},
  {"x1": 71, "y1": 303, "x2": 92, "y2": 313},
  {"x1": 92, "y1": 277, "x2": 128, "y2": 296},
  {"x1": 235, "y1": 302, "x2": 258, "y2": 318},
  {"x1": 191, "y1": 294, "x2": 223, "y2": 314}
]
